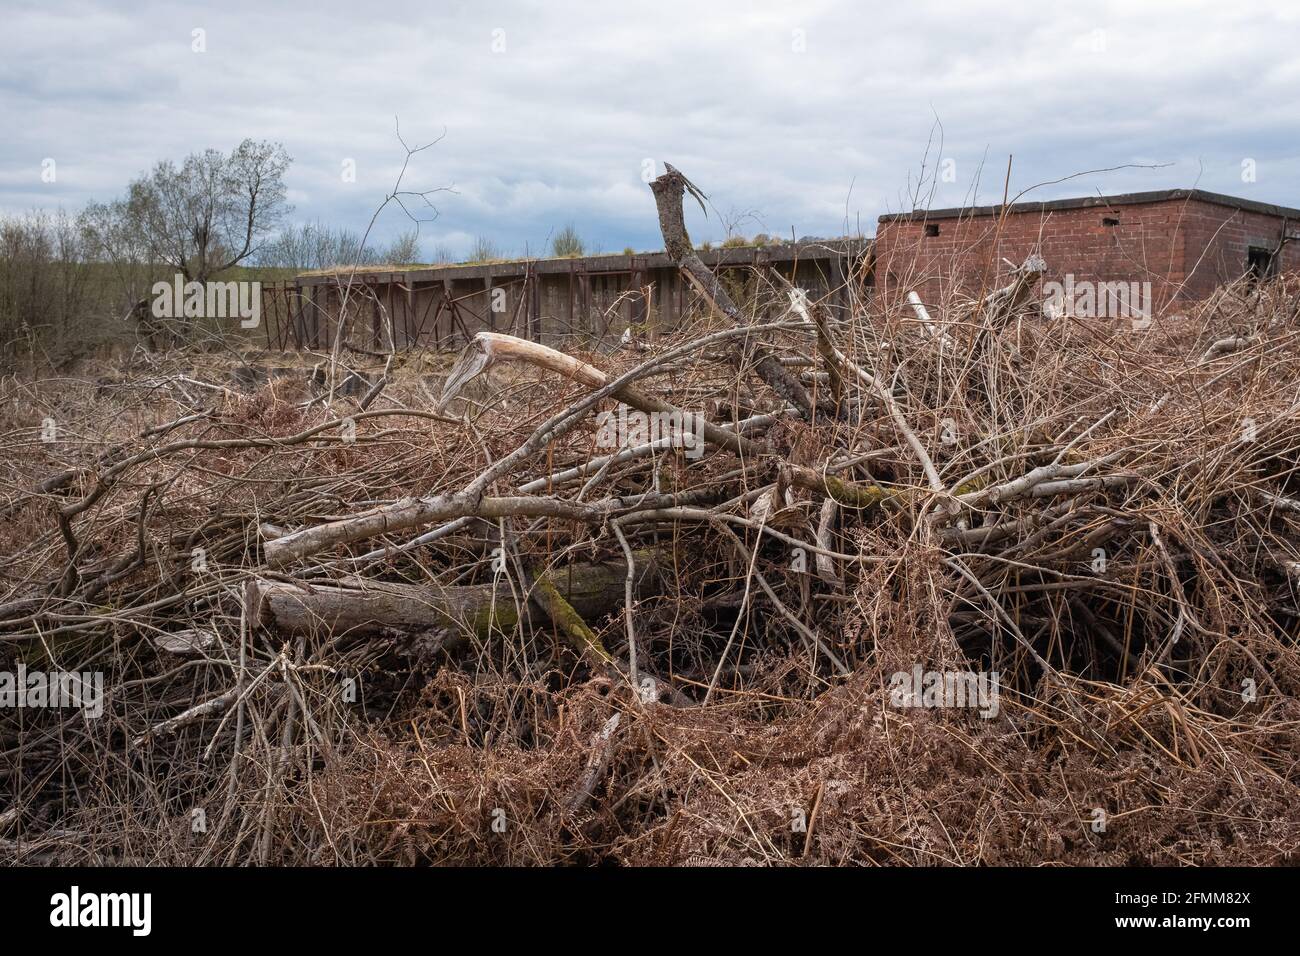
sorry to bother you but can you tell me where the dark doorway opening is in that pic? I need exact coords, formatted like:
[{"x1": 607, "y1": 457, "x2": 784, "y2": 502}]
[{"x1": 1247, "y1": 246, "x2": 1276, "y2": 281}]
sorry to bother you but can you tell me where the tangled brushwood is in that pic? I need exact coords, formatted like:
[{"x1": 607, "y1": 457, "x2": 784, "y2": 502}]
[{"x1": 3, "y1": 168, "x2": 1300, "y2": 865}]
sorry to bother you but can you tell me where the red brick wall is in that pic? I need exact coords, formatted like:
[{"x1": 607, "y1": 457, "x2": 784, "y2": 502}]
[
  {"x1": 1177, "y1": 202, "x2": 1300, "y2": 299},
  {"x1": 872, "y1": 197, "x2": 1297, "y2": 313}
]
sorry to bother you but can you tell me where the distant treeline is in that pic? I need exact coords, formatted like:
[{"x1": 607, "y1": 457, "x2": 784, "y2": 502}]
[
  {"x1": 0, "y1": 138, "x2": 619, "y2": 367},
  {"x1": 0, "y1": 139, "x2": 436, "y2": 367}
]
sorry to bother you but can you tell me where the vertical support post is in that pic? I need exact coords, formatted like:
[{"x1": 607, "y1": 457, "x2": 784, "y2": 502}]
[
  {"x1": 307, "y1": 285, "x2": 319, "y2": 349},
  {"x1": 290, "y1": 281, "x2": 303, "y2": 349},
  {"x1": 526, "y1": 268, "x2": 535, "y2": 342},
  {"x1": 828, "y1": 252, "x2": 847, "y2": 318},
  {"x1": 528, "y1": 266, "x2": 541, "y2": 342},
  {"x1": 405, "y1": 277, "x2": 415, "y2": 348},
  {"x1": 443, "y1": 278, "x2": 456, "y2": 342},
  {"x1": 580, "y1": 269, "x2": 591, "y2": 335},
  {"x1": 566, "y1": 263, "x2": 575, "y2": 336},
  {"x1": 632, "y1": 263, "x2": 646, "y2": 329}
]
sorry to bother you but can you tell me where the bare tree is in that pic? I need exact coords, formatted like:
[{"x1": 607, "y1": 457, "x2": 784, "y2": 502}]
[
  {"x1": 468, "y1": 236, "x2": 502, "y2": 262},
  {"x1": 79, "y1": 198, "x2": 156, "y2": 327},
  {"x1": 551, "y1": 223, "x2": 585, "y2": 258},
  {"x1": 124, "y1": 139, "x2": 291, "y2": 284},
  {"x1": 383, "y1": 230, "x2": 422, "y2": 264},
  {"x1": 0, "y1": 209, "x2": 95, "y2": 365},
  {"x1": 258, "y1": 222, "x2": 375, "y2": 272}
]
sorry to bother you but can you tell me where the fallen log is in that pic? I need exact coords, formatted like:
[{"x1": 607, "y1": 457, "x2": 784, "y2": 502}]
[
  {"x1": 263, "y1": 491, "x2": 609, "y2": 568},
  {"x1": 247, "y1": 549, "x2": 660, "y2": 644}
]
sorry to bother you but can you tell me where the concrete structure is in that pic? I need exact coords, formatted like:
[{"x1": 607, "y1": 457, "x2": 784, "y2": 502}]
[
  {"x1": 873, "y1": 189, "x2": 1300, "y2": 313},
  {"x1": 259, "y1": 239, "x2": 865, "y2": 351}
]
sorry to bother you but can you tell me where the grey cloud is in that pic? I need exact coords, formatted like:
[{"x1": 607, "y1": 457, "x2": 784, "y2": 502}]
[{"x1": 2, "y1": 0, "x2": 1296, "y2": 260}]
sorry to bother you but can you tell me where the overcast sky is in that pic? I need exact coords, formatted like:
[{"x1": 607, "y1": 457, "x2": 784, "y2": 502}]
[{"x1": 3, "y1": 0, "x2": 1297, "y2": 260}]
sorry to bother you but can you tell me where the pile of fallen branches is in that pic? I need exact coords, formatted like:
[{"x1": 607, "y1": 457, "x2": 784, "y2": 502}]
[{"x1": 3, "y1": 167, "x2": 1300, "y2": 865}]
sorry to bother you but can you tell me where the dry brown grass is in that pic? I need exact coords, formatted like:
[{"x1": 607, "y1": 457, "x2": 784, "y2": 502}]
[{"x1": 2, "y1": 265, "x2": 1299, "y2": 866}]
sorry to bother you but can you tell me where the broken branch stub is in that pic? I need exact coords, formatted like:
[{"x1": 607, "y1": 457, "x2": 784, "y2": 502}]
[
  {"x1": 980, "y1": 253, "x2": 1047, "y2": 329},
  {"x1": 648, "y1": 164, "x2": 820, "y2": 417}
]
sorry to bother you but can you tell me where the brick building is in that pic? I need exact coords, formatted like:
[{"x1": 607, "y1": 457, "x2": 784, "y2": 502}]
[
  {"x1": 872, "y1": 189, "x2": 1300, "y2": 314},
  {"x1": 274, "y1": 190, "x2": 1298, "y2": 352}
]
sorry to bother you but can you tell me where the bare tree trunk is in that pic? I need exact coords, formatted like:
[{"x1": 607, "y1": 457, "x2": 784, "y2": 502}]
[
  {"x1": 246, "y1": 549, "x2": 660, "y2": 643},
  {"x1": 648, "y1": 164, "x2": 820, "y2": 417}
]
